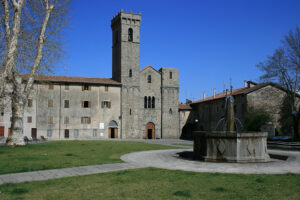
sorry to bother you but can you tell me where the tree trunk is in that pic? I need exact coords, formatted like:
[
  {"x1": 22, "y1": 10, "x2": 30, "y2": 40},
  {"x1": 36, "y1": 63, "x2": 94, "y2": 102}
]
[{"x1": 6, "y1": 78, "x2": 25, "y2": 146}]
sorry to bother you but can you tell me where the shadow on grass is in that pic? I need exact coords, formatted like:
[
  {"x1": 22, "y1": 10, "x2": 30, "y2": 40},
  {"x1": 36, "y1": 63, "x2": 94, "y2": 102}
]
[{"x1": 173, "y1": 190, "x2": 191, "y2": 198}]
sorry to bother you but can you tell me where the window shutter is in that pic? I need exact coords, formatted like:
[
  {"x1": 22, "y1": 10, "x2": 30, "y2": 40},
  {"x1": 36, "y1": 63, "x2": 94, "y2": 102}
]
[
  {"x1": 88, "y1": 86, "x2": 91, "y2": 91},
  {"x1": 82, "y1": 85, "x2": 84, "y2": 91},
  {"x1": 88, "y1": 101, "x2": 91, "y2": 108},
  {"x1": 88, "y1": 117, "x2": 91, "y2": 124},
  {"x1": 81, "y1": 117, "x2": 83, "y2": 124},
  {"x1": 108, "y1": 101, "x2": 111, "y2": 108},
  {"x1": 81, "y1": 101, "x2": 84, "y2": 108},
  {"x1": 101, "y1": 101, "x2": 104, "y2": 108}
]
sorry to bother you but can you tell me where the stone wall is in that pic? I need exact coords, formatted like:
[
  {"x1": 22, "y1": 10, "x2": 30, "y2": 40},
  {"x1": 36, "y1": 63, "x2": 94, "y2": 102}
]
[{"x1": 161, "y1": 67, "x2": 180, "y2": 138}]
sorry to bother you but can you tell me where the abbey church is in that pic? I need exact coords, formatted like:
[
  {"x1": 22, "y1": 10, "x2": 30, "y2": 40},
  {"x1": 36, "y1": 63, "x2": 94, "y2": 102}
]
[{"x1": 0, "y1": 10, "x2": 183, "y2": 140}]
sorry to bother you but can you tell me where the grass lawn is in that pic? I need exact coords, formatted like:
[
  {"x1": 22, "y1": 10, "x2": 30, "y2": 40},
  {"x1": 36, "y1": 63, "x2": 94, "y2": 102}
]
[
  {"x1": 0, "y1": 168, "x2": 299, "y2": 200},
  {"x1": 0, "y1": 140, "x2": 175, "y2": 175}
]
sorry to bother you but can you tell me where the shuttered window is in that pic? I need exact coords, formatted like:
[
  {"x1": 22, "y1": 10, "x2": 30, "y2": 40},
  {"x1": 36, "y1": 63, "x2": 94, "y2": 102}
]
[
  {"x1": 82, "y1": 85, "x2": 91, "y2": 91},
  {"x1": 81, "y1": 117, "x2": 91, "y2": 124},
  {"x1": 102, "y1": 101, "x2": 111, "y2": 108},
  {"x1": 48, "y1": 99, "x2": 53, "y2": 108},
  {"x1": 64, "y1": 100, "x2": 69, "y2": 108},
  {"x1": 28, "y1": 99, "x2": 32, "y2": 107}
]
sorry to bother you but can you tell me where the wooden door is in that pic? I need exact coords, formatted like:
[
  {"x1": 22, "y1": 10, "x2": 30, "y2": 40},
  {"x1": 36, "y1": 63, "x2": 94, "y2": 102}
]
[
  {"x1": 0, "y1": 126, "x2": 4, "y2": 137},
  {"x1": 145, "y1": 122, "x2": 155, "y2": 139},
  {"x1": 31, "y1": 128, "x2": 37, "y2": 139},
  {"x1": 115, "y1": 129, "x2": 118, "y2": 138},
  {"x1": 65, "y1": 129, "x2": 69, "y2": 138}
]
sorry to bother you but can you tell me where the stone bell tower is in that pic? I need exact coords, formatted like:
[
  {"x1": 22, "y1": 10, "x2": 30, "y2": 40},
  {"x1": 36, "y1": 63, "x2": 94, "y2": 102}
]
[
  {"x1": 111, "y1": 10, "x2": 142, "y2": 138},
  {"x1": 111, "y1": 10, "x2": 141, "y2": 86}
]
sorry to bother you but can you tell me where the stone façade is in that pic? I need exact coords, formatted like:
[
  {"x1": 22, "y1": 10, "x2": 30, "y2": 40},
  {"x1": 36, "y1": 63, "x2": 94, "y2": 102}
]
[{"x1": 0, "y1": 10, "x2": 181, "y2": 140}]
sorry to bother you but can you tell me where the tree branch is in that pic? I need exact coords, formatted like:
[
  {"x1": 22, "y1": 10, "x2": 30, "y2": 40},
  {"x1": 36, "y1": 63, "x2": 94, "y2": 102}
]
[
  {"x1": 24, "y1": 0, "x2": 54, "y2": 96},
  {"x1": 0, "y1": 0, "x2": 24, "y2": 97}
]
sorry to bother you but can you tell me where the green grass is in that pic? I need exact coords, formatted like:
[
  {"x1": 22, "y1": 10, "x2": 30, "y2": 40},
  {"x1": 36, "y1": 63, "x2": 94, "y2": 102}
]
[
  {"x1": 0, "y1": 140, "x2": 175, "y2": 175},
  {"x1": 0, "y1": 168, "x2": 299, "y2": 200}
]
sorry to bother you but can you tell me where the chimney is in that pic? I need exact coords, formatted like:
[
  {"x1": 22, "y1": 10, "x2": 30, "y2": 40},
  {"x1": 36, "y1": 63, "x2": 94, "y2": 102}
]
[
  {"x1": 225, "y1": 89, "x2": 228, "y2": 96},
  {"x1": 213, "y1": 88, "x2": 216, "y2": 98},
  {"x1": 244, "y1": 80, "x2": 247, "y2": 88},
  {"x1": 230, "y1": 85, "x2": 233, "y2": 93}
]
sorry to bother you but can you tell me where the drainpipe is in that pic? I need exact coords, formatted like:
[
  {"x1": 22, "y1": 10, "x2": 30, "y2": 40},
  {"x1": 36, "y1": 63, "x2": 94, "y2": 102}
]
[{"x1": 59, "y1": 84, "x2": 61, "y2": 139}]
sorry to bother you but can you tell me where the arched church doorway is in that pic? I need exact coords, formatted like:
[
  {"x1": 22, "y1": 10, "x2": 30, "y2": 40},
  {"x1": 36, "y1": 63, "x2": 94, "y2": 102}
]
[
  {"x1": 108, "y1": 120, "x2": 118, "y2": 139},
  {"x1": 145, "y1": 122, "x2": 155, "y2": 139}
]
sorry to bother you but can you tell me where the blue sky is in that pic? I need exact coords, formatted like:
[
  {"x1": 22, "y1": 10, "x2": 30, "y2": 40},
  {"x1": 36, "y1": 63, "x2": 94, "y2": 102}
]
[{"x1": 55, "y1": 0, "x2": 300, "y2": 102}]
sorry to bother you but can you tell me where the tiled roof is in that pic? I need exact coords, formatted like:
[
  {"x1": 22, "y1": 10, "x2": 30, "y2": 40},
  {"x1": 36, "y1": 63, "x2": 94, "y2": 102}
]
[
  {"x1": 178, "y1": 103, "x2": 192, "y2": 110},
  {"x1": 20, "y1": 74, "x2": 121, "y2": 86},
  {"x1": 191, "y1": 84, "x2": 265, "y2": 105}
]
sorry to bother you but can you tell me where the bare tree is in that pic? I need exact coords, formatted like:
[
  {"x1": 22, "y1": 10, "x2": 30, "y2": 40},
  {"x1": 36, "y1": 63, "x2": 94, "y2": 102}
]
[
  {"x1": 0, "y1": 0, "x2": 70, "y2": 146},
  {"x1": 257, "y1": 26, "x2": 300, "y2": 139}
]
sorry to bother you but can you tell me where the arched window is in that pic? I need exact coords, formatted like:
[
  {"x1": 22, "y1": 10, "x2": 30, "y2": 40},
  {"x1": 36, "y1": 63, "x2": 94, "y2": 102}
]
[
  {"x1": 148, "y1": 96, "x2": 151, "y2": 108},
  {"x1": 144, "y1": 96, "x2": 147, "y2": 108},
  {"x1": 169, "y1": 108, "x2": 173, "y2": 114},
  {"x1": 129, "y1": 69, "x2": 132, "y2": 77},
  {"x1": 152, "y1": 97, "x2": 155, "y2": 108},
  {"x1": 128, "y1": 28, "x2": 133, "y2": 41},
  {"x1": 147, "y1": 75, "x2": 151, "y2": 83}
]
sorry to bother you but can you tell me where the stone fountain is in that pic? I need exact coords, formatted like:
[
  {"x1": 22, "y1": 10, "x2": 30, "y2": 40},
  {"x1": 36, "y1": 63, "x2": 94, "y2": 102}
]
[{"x1": 193, "y1": 96, "x2": 270, "y2": 162}]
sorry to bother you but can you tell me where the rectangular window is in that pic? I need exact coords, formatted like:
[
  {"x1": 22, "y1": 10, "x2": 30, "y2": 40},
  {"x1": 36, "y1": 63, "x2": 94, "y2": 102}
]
[
  {"x1": 64, "y1": 100, "x2": 69, "y2": 108},
  {"x1": 64, "y1": 116, "x2": 69, "y2": 124},
  {"x1": 81, "y1": 117, "x2": 91, "y2": 124},
  {"x1": 105, "y1": 86, "x2": 109, "y2": 92},
  {"x1": 170, "y1": 71, "x2": 173, "y2": 79},
  {"x1": 27, "y1": 116, "x2": 32, "y2": 123},
  {"x1": 48, "y1": 116, "x2": 53, "y2": 124},
  {"x1": 101, "y1": 101, "x2": 111, "y2": 108},
  {"x1": 82, "y1": 101, "x2": 91, "y2": 108},
  {"x1": 65, "y1": 84, "x2": 69, "y2": 90},
  {"x1": 47, "y1": 129, "x2": 52, "y2": 137},
  {"x1": 49, "y1": 84, "x2": 54, "y2": 90},
  {"x1": 48, "y1": 99, "x2": 53, "y2": 108},
  {"x1": 93, "y1": 129, "x2": 97, "y2": 137},
  {"x1": 82, "y1": 84, "x2": 91, "y2": 91},
  {"x1": 28, "y1": 99, "x2": 32, "y2": 107},
  {"x1": 74, "y1": 129, "x2": 79, "y2": 137}
]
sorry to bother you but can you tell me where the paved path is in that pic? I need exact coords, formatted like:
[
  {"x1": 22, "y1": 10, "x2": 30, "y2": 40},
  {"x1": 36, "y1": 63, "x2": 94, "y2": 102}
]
[
  {"x1": 1, "y1": 139, "x2": 299, "y2": 186},
  {"x1": 121, "y1": 149, "x2": 300, "y2": 174},
  {"x1": 0, "y1": 163, "x2": 142, "y2": 185}
]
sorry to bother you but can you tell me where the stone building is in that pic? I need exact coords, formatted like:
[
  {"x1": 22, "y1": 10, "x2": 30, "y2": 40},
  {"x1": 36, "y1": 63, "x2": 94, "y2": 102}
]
[
  {"x1": 0, "y1": 10, "x2": 181, "y2": 140},
  {"x1": 182, "y1": 81, "x2": 300, "y2": 138}
]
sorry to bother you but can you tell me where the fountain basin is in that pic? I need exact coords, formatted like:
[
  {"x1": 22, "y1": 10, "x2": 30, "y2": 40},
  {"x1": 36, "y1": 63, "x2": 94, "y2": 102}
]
[{"x1": 193, "y1": 131, "x2": 270, "y2": 163}]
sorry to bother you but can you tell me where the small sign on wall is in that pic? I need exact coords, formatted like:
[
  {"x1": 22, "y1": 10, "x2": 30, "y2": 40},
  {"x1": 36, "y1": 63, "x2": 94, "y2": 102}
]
[
  {"x1": 99, "y1": 123, "x2": 104, "y2": 129},
  {"x1": 100, "y1": 132, "x2": 104, "y2": 137}
]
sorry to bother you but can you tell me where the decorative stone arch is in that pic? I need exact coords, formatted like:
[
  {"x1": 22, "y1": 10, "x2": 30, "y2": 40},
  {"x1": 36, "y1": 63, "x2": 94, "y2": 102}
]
[
  {"x1": 108, "y1": 120, "x2": 118, "y2": 139},
  {"x1": 145, "y1": 122, "x2": 155, "y2": 139}
]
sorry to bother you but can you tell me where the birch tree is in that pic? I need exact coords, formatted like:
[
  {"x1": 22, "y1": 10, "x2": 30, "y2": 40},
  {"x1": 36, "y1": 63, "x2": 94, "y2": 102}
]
[
  {"x1": 0, "y1": 0, "x2": 70, "y2": 146},
  {"x1": 257, "y1": 26, "x2": 300, "y2": 139}
]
